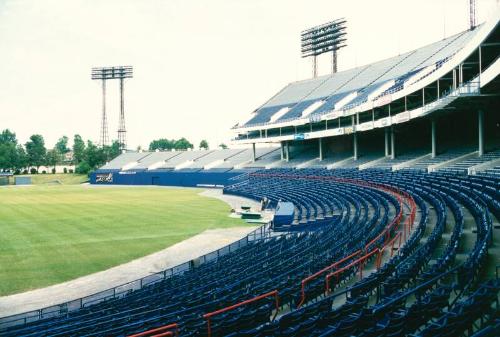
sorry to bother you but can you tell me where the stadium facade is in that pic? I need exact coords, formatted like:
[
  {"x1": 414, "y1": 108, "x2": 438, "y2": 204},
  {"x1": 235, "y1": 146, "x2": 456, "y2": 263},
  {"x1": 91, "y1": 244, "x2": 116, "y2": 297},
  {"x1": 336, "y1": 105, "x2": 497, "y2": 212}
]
[{"x1": 91, "y1": 11, "x2": 499, "y2": 186}]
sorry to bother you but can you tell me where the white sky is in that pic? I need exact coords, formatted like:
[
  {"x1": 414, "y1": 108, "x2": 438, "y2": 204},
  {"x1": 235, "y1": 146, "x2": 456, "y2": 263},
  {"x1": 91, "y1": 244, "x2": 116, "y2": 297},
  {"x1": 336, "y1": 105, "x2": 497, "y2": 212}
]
[{"x1": 0, "y1": 0, "x2": 498, "y2": 150}]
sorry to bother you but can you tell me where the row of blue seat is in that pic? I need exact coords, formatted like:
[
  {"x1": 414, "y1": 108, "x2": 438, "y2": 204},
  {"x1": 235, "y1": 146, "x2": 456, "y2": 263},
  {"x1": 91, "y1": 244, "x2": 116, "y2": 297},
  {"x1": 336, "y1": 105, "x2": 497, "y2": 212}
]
[{"x1": 1, "y1": 168, "x2": 498, "y2": 336}]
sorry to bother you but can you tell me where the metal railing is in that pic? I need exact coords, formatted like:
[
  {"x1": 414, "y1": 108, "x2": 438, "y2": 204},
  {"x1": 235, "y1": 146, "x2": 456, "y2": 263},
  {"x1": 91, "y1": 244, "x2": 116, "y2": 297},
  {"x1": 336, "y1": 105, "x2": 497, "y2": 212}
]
[
  {"x1": 0, "y1": 224, "x2": 272, "y2": 330},
  {"x1": 422, "y1": 80, "x2": 480, "y2": 115}
]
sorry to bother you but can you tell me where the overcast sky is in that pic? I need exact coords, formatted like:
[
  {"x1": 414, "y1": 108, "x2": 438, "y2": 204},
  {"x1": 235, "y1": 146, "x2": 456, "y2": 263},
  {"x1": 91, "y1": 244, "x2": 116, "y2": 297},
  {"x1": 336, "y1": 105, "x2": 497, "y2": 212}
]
[{"x1": 0, "y1": 0, "x2": 498, "y2": 150}]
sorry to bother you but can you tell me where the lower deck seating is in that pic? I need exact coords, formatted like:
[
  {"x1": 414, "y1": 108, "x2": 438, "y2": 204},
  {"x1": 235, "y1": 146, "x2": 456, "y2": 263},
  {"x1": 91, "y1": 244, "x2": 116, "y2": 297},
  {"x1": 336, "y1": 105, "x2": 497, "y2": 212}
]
[{"x1": 1, "y1": 168, "x2": 498, "y2": 336}]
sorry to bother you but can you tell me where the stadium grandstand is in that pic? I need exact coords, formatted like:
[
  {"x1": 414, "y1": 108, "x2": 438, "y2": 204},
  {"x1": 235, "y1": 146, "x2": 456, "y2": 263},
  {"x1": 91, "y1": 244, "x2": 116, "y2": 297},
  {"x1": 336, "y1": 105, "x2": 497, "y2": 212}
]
[{"x1": 1, "y1": 5, "x2": 500, "y2": 337}]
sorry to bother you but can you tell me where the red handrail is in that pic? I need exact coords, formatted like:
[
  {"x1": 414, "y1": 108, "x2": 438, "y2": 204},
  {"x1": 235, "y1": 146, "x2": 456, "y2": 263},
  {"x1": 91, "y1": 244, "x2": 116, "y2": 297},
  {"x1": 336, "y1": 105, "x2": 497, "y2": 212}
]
[
  {"x1": 365, "y1": 189, "x2": 404, "y2": 252},
  {"x1": 203, "y1": 290, "x2": 279, "y2": 337},
  {"x1": 151, "y1": 332, "x2": 173, "y2": 337},
  {"x1": 325, "y1": 248, "x2": 380, "y2": 293},
  {"x1": 127, "y1": 323, "x2": 179, "y2": 337},
  {"x1": 297, "y1": 249, "x2": 362, "y2": 308},
  {"x1": 259, "y1": 173, "x2": 416, "y2": 308},
  {"x1": 250, "y1": 175, "x2": 417, "y2": 309}
]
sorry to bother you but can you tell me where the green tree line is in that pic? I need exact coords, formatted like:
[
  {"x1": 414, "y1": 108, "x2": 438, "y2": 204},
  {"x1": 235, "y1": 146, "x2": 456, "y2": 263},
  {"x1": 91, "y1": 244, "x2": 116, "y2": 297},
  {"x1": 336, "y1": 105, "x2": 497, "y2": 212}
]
[
  {"x1": 1, "y1": 131, "x2": 227, "y2": 175},
  {"x1": 0, "y1": 129, "x2": 121, "y2": 175},
  {"x1": 148, "y1": 138, "x2": 228, "y2": 151},
  {"x1": 148, "y1": 137, "x2": 194, "y2": 151}
]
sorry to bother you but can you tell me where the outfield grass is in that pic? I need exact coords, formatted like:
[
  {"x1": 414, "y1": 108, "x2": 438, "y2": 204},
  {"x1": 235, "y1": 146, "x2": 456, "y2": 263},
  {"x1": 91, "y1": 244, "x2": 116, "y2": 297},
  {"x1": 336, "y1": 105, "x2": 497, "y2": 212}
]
[
  {"x1": 0, "y1": 185, "x2": 248, "y2": 296},
  {"x1": 17, "y1": 173, "x2": 88, "y2": 185}
]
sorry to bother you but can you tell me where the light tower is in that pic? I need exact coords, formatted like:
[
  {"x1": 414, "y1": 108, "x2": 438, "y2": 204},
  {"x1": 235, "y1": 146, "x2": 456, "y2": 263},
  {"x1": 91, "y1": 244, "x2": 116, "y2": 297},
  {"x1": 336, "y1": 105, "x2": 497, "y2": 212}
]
[
  {"x1": 91, "y1": 66, "x2": 133, "y2": 150},
  {"x1": 301, "y1": 19, "x2": 347, "y2": 78},
  {"x1": 470, "y1": 0, "x2": 477, "y2": 30}
]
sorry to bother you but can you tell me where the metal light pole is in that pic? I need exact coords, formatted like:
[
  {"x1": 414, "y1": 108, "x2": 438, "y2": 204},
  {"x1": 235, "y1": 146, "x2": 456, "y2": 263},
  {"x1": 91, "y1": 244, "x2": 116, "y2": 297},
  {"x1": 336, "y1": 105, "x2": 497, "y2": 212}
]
[
  {"x1": 91, "y1": 66, "x2": 133, "y2": 151},
  {"x1": 301, "y1": 18, "x2": 347, "y2": 78}
]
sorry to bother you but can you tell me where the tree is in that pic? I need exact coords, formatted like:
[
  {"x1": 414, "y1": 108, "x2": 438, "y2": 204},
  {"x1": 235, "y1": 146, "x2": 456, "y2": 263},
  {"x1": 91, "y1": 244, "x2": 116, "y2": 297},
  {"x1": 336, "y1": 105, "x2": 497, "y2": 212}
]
[
  {"x1": 55, "y1": 136, "x2": 70, "y2": 154},
  {"x1": 199, "y1": 140, "x2": 209, "y2": 150},
  {"x1": 73, "y1": 134, "x2": 85, "y2": 164},
  {"x1": 102, "y1": 141, "x2": 121, "y2": 162},
  {"x1": 84, "y1": 141, "x2": 105, "y2": 170},
  {"x1": 0, "y1": 143, "x2": 17, "y2": 171},
  {"x1": 174, "y1": 137, "x2": 193, "y2": 150},
  {"x1": 149, "y1": 138, "x2": 194, "y2": 151},
  {"x1": 0, "y1": 129, "x2": 17, "y2": 144},
  {"x1": 46, "y1": 149, "x2": 59, "y2": 172},
  {"x1": 75, "y1": 161, "x2": 91, "y2": 174},
  {"x1": 219, "y1": 143, "x2": 228, "y2": 149},
  {"x1": 14, "y1": 145, "x2": 27, "y2": 171},
  {"x1": 25, "y1": 134, "x2": 46, "y2": 171},
  {"x1": 0, "y1": 129, "x2": 18, "y2": 171},
  {"x1": 149, "y1": 138, "x2": 174, "y2": 151}
]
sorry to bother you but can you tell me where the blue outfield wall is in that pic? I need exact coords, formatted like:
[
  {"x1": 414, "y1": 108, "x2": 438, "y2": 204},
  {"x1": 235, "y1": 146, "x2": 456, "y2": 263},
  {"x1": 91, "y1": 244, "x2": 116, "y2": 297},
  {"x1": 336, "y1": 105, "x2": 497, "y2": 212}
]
[{"x1": 89, "y1": 169, "x2": 253, "y2": 187}]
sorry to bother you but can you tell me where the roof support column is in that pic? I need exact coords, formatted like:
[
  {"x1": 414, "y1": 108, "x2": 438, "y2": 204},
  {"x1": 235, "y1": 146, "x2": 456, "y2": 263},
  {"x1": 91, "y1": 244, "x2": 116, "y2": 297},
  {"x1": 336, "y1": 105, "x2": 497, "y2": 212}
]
[
  {"x1": 478, "y1": 110, "x2": 484, "y2": 156},
  {"x1": 280, "y1": 142, "x2": 284, "y2": 161},
  {"x1": 385, "y1": 127, "x2": 390, "y2": 157},
  {"x1": 431, "y1": 119, "x2": 437, "y2": 158},
  {"x1": 352, "y1": 115, "x2": 358, "y2": 160},
  {"x1": 353, "y1": 133, "x2": 358, "y2": 160},
  {"x1": 390, "y1": 126, "x2": 395, "y2": 160},
  {"x1": 459, "y1": 63, "x2": 463, "y2": 85},
  {"x1": 319, "y1": 138, "x2": 323, "y2": 161},
  {"x1": 453, "y1": 68, "x2": 457, "y2": 90},
  {"x1": 252, "y1": 143, "x2": 256, "y2": 162},
  {"x1": 285, "y1": 141, "x2": 290, "y2": 162},
  {"x1": 478, "y1": 46, "x2": 482, "y2": 84}
]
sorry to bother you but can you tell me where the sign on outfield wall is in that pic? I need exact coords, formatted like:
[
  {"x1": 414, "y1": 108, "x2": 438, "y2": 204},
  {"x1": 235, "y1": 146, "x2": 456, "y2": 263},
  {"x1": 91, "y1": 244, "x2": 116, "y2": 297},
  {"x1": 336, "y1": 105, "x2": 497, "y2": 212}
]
[{"x1": 95, "y1": 173, "x2": 113, "y2": 183}]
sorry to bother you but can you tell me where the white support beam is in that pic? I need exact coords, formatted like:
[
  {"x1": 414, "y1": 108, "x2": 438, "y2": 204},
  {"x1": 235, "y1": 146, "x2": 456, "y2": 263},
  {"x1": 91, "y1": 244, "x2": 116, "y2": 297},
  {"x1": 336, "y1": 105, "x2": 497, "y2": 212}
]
[
  {"x1": 431, "y1": 119, "x2": 437, "y2": 158},
  {"x1": 353, "y1": 133, "x2": 358, "y2": 160},
  {"x1": 319, "y1": 138, "x2": 324, "y2": 161},
  {"x1": 478, "y1": 110, "x2": 484, "y2": 156},
  {"x1": 384, "y1": 128, "x2": 389, "y2": 157},
  {"x1": 390, "y1": 127, "x2": 395, "y2": 160}
]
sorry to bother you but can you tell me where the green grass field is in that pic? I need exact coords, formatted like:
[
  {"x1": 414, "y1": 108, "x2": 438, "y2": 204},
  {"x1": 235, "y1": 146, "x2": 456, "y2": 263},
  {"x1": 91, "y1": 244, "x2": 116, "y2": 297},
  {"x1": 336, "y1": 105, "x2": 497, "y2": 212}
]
[{"x1": 0, "y1": 185, "x2": 248, "y2": 296}]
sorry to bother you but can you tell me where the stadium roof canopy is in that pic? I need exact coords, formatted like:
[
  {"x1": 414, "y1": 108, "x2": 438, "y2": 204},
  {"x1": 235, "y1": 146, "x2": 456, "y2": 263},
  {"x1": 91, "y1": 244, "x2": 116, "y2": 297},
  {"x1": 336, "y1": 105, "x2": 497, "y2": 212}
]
[{"x1": 233, "y1": 10, "x2": 500, "y2": 144}]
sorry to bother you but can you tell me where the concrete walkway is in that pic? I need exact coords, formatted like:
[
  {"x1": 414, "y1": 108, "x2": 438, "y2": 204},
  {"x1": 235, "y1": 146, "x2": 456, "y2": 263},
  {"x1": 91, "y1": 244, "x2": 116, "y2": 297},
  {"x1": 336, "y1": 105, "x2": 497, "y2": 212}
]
[{"x1": 0, "y1": 189, "x2": 259, "y2": 318}]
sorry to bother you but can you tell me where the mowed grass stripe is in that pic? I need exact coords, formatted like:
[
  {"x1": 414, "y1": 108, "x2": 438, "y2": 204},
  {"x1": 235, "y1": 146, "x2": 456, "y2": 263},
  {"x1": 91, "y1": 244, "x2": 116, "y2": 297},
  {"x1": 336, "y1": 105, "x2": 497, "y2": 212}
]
[{"x1": 0, "y1": 186, "x2": 248, "y2": 296}]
